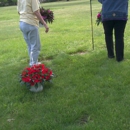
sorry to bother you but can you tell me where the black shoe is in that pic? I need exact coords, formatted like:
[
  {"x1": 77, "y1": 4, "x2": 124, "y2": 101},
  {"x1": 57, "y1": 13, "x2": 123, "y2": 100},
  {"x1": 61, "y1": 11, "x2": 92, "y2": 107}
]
[
  {"x1": 108, "y1": 55, "x2": 115, "y2": 58},
  {"x1": 117, "y1": 58, "x2": 124, "y2": 62}
]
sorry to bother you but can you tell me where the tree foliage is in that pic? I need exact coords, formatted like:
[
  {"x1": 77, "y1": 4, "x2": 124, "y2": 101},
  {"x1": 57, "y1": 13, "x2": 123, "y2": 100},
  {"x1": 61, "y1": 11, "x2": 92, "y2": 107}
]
[
  {"x1": 0, "y1": 0, "x2": 69, "y2": 6},
  {"x1": 0, "y1": 0, "x2": 17, "y2": 6}
]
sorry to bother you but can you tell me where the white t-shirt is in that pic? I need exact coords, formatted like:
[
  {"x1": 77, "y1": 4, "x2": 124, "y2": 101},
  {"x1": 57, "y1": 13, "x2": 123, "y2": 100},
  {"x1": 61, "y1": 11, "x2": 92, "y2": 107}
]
[{"x1": 17, "y1": 0, "x2": 40, "y2": 27}]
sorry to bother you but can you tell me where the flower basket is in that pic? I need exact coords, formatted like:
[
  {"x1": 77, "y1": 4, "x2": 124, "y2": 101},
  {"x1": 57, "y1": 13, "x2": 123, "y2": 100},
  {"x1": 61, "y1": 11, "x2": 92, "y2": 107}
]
[
  {"x1": 29, "y1": 82, "x2": 43, "y2": 93},
  {"x1": 39, "y1": 7, "x2": 54, "y2": 27},
  {"x1": 20, "y1": 64, "x2": 53, "y2": 92}
]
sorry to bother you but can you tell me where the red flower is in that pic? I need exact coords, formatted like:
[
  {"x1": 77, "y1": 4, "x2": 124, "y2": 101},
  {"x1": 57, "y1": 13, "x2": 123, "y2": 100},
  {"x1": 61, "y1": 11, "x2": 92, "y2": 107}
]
[
  {"x1": 96, "y1": 11, "x2": 102, "y2": 26},
  {"x1": 97, "y1": 13, "x2": 101, "y2": 18},
  {"x1": 20, "y1": 64, "x2": 53, "y2": 86},
  {"x1": 22, "y1": 76, "x2": 31, "y2": 82}
]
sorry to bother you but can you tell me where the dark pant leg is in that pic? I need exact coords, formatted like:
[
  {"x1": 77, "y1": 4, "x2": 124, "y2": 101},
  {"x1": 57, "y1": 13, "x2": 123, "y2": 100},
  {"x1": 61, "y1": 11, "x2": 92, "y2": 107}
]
[
  {"x1": 114, "y1": 20, "x2": 127, "y2": 61},
  {"x1": 103, "y1": 21, "x2": 115, "y2": 58}
]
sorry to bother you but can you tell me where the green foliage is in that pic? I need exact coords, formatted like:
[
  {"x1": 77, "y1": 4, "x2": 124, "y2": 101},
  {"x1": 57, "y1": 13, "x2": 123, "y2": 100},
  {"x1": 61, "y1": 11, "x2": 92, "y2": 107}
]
[
  {"x1": 12, "y1": 0, "x2": 17, "y2": 3},
  {"x1": 0, "y1": 0, "x2": 17, "y2": 6},
  {"x1": 0, "y1": 0, "x2": 130, "y2": 130}
]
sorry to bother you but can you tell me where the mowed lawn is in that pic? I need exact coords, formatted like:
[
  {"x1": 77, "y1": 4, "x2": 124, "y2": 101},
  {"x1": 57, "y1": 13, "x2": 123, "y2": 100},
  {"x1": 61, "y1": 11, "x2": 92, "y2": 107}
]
[{"x1": 0, "y1": 0, "x2": 130, "y2": 130}]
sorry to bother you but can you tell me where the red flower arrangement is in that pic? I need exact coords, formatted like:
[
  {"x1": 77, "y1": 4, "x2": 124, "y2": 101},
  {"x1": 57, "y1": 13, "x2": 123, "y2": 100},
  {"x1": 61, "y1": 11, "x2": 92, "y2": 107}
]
[
  {"x1": 96, "y1": 11, "x2": 102, "y2": 26},
  {"x1": 20, "y1": 64, "x2": 53, "y2": 87},
  {"x1": 40, "y1": 7, "x2": 54, "y2": 24}
]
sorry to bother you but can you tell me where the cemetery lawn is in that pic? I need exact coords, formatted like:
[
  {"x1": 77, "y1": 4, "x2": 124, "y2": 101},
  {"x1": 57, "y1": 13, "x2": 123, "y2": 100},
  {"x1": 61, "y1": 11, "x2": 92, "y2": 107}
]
[{"x1": 0, "y1": 0, "x2": 130, "y2": 129}]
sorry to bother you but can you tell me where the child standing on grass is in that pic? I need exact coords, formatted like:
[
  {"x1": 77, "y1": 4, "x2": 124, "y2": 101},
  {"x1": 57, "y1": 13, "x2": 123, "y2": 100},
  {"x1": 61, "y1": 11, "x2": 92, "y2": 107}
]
[
  {"x1": 98, "y1": 0, "x2": 128, "y2": 62},
  {"x1": 17, "y1": 0, "x2": 49, "y2": 66}
]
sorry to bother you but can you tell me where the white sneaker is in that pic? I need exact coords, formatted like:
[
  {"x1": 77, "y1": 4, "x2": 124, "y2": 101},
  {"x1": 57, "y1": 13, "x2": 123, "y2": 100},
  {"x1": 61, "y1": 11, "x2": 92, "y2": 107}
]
[{"x1": 37, "y1": 62, "x2": 41, "y2": 64}]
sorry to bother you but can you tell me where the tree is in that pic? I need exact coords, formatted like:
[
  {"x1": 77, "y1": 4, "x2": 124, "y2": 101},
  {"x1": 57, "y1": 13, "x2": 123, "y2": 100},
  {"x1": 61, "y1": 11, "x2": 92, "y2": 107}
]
[
  {"x1": 0, "y1": 0, "x2": 8, "y2": 6},
  {"x1": 7, "y1": 0, "x2": 17, "y2": 5},
  {"x1": 1, "y1": 0, "x2": 7, "y2": 2},
  {"x1": 12, "y1": 0, "x2": 17, "y2": 5}
]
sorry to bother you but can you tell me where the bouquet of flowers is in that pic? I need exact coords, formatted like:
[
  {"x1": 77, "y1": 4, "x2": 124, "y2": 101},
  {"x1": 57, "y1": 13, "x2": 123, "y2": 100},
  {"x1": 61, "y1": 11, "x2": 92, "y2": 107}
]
[
  {"x1": 20, "y1": 64, "x2": 53, "y2": 89},
  {"x1": 96, "y1": 11, "x2": 102, "y2": 26},
  {"x1": 40, "y1": 7, "x2": 54, "y2": 24}
]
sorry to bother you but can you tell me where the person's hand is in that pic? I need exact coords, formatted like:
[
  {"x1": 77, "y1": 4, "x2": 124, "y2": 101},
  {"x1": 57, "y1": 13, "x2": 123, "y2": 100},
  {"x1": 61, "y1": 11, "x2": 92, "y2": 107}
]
[
  {"x1": 45, "y1": 27, "x2": 49, "y2": 33},
  {"x1": 33, "y1": 10, "x2": 49, "y2": 33},
  {"x1": 45, "y1": 25, "x2": 49, "y2": 33}
]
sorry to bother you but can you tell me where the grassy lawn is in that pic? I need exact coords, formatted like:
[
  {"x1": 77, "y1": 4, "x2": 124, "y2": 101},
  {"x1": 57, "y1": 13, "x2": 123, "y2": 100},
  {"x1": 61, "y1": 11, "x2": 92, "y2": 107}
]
[{"x1": 0, "y1": 0, "x2": 130, "y2": 129}]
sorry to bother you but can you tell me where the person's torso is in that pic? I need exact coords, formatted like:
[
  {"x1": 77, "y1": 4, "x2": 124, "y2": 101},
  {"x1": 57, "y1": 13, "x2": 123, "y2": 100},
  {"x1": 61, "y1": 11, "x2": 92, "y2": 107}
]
[
  {"x1": 17, "y1": 0, "x2": 40, "y2": 27},
  {"x1": 101, "y1": 0, "x2": 128, "y2": 21}
]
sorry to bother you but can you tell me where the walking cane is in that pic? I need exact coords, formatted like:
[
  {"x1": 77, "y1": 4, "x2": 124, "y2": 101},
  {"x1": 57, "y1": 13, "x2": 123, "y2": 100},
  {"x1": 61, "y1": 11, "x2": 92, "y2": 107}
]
[{"x1": 90, "y1": 0, "x2": 94, "y2": 50}]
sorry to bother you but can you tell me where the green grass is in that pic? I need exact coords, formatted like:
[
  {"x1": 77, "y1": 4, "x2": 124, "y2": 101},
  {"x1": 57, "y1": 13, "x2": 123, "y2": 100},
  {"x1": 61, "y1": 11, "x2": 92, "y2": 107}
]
[{"x1": 0, "y1": 0, "x2": 130, "y2": 129}]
